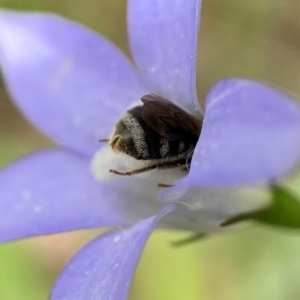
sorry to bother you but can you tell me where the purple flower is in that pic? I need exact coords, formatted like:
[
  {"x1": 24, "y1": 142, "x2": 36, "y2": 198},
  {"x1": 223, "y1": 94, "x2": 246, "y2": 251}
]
[{"x1": 1, "y1": 0, "x2": 300, "y2": 299}]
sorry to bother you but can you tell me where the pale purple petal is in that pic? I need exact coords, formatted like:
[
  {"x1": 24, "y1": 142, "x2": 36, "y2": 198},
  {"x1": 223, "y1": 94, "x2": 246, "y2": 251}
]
[
  {"x1": 50, "y1": 205, "x2": 175, "y2": 300},
  {"x1": 0, "y1": 149, "x2": 165, "y2": 243},
  {"x1": 201, "y1": 79, "x2": 300, "y2": 184},
  {"x1": 181, "y1": 79, "x2": 300, "y2": 188},
  {"x1": 0, "y1": 10, "x2": 148, "y2": 157},
  {"x1": 128, "y1": 0, "x2": 203, "y2": 114}
]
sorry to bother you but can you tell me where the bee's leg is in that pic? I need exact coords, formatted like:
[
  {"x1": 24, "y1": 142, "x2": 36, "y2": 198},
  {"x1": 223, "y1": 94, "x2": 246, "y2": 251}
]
[
  {"x1": 158, "y1": 183, "x2": 173, "y2": 188},
  {"x1": 110, "y1": 158, "x2": 187, "y2": 177},
  {"x1": 99, "y1": 138, "x2": 109, "y2": 142},
  {"x1": 109, "y1": 164, "x2": 159, "y2": 176}
]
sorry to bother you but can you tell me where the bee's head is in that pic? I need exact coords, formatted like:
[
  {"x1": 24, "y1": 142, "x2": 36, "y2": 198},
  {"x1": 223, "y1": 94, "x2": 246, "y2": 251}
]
[{"x1": 109, "y1": 118, "x2": 139, "y2": 159}]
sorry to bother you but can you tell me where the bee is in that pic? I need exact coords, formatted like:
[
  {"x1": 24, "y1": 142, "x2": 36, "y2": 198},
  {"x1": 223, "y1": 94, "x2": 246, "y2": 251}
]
[{"x1": 100, "y1": 94, "x2": 202, "y2": 176}]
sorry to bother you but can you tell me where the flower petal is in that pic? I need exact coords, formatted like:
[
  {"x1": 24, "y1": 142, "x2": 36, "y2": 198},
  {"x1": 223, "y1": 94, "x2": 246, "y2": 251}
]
[
  {"x1": 0, "y1": 10, "x2": 148, "y2": 157},
  {"x1": 0, "y1": 149, "x2": 165, "y2": 243},
  {"x1": 180, "y1": 79, "x2": 300, "y2": 188},
  {"x1": 128, "y1": 0, "x2": 203, "y2": 114},
  {"x1": 49, "y1": 206, "x2": 174, "y2": 300}
]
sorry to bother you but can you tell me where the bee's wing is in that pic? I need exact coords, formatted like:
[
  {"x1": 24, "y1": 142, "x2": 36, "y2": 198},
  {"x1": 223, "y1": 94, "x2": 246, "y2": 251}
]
[{"x1": 141, "y1": 94, "x2": 201, "y2": 141}]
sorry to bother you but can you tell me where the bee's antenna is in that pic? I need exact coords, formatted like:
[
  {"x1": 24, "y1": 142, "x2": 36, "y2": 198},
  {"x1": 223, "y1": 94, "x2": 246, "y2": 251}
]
[{"x1": 99, "y1": 138, "x2": 109, "y2": 142}]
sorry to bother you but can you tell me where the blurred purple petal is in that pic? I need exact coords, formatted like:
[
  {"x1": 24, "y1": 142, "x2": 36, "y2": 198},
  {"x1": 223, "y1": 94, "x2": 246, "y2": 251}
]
[
  {"x1": 0, "y1": 10, "x2": 148, "y2": 157},
  {"x1": 0, "y1": 149, "x2": 165, "y2": 243},
  {"x1": 128, "y1": 0, "x2": 203, "y2": 114},
  {"x1": 50, "y1": 205, "x2": 174, "y2": 300}
]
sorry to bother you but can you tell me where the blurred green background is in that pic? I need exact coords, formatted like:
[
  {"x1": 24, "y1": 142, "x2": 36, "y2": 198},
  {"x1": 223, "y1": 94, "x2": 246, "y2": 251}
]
[{"x1": 1, "y1": 0, "x2": 300, "y2": 299}]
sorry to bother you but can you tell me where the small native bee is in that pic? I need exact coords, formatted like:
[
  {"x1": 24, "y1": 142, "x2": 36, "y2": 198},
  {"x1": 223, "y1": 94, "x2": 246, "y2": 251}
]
[{"x1": 100, "y1": 94, "x2": 202, "y2": 176}]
